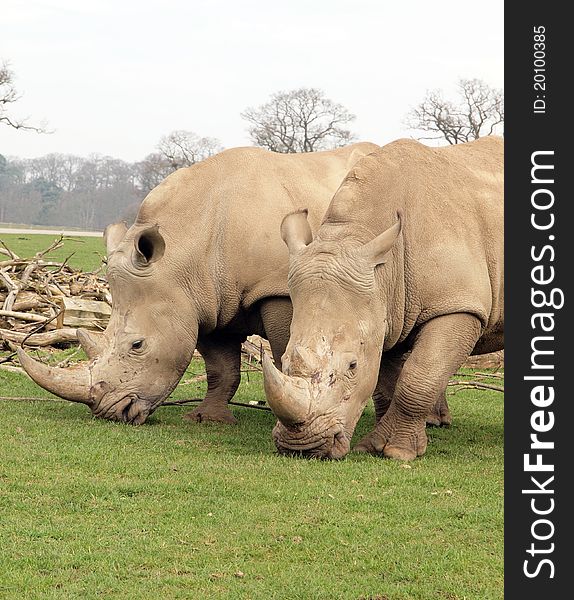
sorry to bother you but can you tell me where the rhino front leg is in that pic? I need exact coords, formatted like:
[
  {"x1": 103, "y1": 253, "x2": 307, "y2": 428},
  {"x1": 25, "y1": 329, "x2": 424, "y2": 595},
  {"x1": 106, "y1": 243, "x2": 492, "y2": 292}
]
[
  {"x1": 182, "y1": 334, "x2": 243, "y2": 425},
  {"x1": 355, "y1": 313, "x2": 482, "y2": 460},
  {"x1": 426, "y1": 391, "x2": 452, "y2": 427}
]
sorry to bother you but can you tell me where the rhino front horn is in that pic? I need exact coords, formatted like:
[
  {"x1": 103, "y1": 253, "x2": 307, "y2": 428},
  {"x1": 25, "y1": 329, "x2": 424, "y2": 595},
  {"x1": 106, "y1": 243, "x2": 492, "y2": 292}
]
[
  {"x1": 262, "y1": 351, "x2": 311, "y2": 425},
  {"x1": 17, "y1": 347, "x2": 93, "y2": 406}
]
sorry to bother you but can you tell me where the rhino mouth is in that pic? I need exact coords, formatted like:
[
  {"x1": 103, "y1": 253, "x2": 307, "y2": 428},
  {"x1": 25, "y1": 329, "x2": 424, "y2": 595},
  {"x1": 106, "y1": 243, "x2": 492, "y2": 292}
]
[
  {"x1": 272, "y1": 420, "x2": 350, "y2": 460},
  {"x1": 91, "y1": 390, "x2": 153, "y2": 425}
]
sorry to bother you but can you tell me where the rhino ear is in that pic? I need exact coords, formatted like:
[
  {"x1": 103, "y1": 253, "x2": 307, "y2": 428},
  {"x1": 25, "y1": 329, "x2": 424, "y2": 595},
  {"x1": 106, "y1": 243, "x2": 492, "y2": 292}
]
[
  {"x1": 281, "y1": 209, "x2": 313, "y2": 255},
  {"x1": 360, "y1": 211, "x2": 402, "y2": 266},
  {"x1": 133, "y1": 225, "x2": 166, "y2": 268}
]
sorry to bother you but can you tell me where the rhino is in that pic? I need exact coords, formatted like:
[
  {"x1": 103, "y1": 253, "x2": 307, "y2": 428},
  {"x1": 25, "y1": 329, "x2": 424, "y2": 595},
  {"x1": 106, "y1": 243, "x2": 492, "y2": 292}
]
[
  {"x1": 262, "y1": 136, "x2": 503, "y2": 460},
  {"x1": 17, "y1": 143, "x2": 378, "y2": 425}
]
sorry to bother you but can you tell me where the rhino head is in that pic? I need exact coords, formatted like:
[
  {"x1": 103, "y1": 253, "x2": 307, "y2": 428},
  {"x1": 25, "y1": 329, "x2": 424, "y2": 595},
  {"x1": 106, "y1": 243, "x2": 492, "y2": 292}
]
[
  {"x1": 262, "y1": 209, "x2": 402, "y2": 459},
  {"x1": 18, "y1": 222, "x2": 199, "y2": 424}
]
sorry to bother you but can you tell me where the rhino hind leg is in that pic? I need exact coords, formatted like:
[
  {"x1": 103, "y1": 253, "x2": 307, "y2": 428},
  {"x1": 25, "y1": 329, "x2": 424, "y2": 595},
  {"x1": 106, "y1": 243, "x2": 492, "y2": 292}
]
[
  {"x1": 372, "y1": 351, "x2": 408, "y2": 422},
  {"x1": 182, "y1": 334, "x2": 242, "y2": 425},
  {"x1": 355, "y1": 313, "x2": 482, "y2": 461}
]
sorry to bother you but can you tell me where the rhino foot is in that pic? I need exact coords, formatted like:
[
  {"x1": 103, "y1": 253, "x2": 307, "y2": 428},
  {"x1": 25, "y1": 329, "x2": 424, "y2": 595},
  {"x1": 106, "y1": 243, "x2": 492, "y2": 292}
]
[
  {"x1": 182, "y1": 400, "x2": 238, "y2": 425},
  {"x1": 354, "y1": 410, "x2": 427, "y2": 461},
  {"x1": 425, "y1": 395, "x2": 452, "y2": 428}
]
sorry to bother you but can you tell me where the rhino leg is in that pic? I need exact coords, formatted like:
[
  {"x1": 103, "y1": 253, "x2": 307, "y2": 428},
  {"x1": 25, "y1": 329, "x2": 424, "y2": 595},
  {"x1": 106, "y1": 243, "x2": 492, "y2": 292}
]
[
  {"x1": 182, "y1": 334, "x2": 242, "y2": 425},
  {"x1": 259, "y1": 297, "x2": 293, "y2": 369},
  {"x1": 425, "y1": 392, "x2": 452, "y2": 427},
  {"x1": 373, "y1": 351, "x2": 451, "y2": 427},
  {"x1": 372, "y1": 351, "x2": 408, "y2": 422},
  {"x1": 355, "y1": 313, "x2": 482, "y2": 461}
]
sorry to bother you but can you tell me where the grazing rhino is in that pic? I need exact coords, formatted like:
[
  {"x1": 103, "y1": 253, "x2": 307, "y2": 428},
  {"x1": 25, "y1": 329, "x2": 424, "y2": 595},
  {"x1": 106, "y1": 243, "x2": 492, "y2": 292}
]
[
  {"x1": 18, "y1": 143, "x2": 378, "y2": 424},
  {"x1": 262, "y1": 136, "x2": 503, "y2": 460}
]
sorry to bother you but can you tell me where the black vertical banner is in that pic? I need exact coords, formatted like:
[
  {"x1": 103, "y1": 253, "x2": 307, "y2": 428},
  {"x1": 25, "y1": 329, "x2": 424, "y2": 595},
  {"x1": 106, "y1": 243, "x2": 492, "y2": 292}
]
[{"x1": 505, "y1": 3, "x2": 572, "y2": 598}]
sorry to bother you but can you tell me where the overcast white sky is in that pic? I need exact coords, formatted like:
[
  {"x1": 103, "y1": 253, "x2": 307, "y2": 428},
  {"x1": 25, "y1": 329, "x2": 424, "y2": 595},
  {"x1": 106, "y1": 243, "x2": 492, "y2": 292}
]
[{"x1": 1, "y1": 0, "x2": 503, "y2": 162}]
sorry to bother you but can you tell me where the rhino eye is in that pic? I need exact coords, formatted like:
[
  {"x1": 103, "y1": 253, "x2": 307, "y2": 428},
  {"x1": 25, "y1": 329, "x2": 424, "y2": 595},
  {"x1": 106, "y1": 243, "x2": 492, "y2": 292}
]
[
  {"x1": 349, "y1": 360, "x2": 357, "y2": 370},
  {"x1": 131, "y1": 340, "x2": 144, "y2": 351}
]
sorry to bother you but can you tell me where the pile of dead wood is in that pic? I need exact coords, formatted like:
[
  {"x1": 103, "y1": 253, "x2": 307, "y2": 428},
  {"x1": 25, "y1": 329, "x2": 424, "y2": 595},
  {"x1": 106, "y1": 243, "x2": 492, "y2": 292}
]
[
  {"x1": 0, "y1": 235, "x2": 270, "y2": 373},
  {"x1": 0, "y1": 236, "x2": 111, "y2": 349}
]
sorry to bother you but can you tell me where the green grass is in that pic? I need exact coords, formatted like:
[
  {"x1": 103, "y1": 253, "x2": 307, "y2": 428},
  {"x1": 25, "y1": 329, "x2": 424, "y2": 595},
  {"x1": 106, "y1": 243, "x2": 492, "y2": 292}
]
[
  {"x1": 0, "y1": 235, "x2": 504, "y2": 599},
  {"x1": 0, "y1": 367, "x2": 503, "y2": 600},
  {"x1": 0, "y1": 233, "x2": 105, "y2": 272}
]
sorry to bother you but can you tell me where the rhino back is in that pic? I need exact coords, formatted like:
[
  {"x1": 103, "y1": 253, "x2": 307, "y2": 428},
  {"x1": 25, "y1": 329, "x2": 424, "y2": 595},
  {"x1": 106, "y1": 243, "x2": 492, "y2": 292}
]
[
  {"x1": 322, "y1": 137, "x2": 504, "y2": 339},
  {"x1": 132, "y1": 143, "x2": 379, "y2": 326}
]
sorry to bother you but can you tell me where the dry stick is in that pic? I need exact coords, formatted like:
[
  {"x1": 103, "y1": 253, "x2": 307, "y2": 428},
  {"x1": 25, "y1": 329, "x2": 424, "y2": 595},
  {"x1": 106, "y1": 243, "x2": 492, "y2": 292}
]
[
  {"x1": 448, "y1": 380, "x2": 504, "y2": 393},
  {"x1": 0, "y1": 364, "x2": 25, "y2": 374},
  {"x1": 0, "y1": 269, "x2": 19, "y2": 310},
  {"x1": 45, "y1": 274, "x2": 68, "y2": 297},
  {"x1": 0, "y1": 396, "x2": 66, "y2": 402},
  {"x1": 0, "y1": 393, "x2": 271, "y2": 411},
  {"x1": 12, "y1": 299, "x2": 50, "y2": 312},
  {"x1": 0, "y1": 352, "x2": 15, "y2": 364},
  {"x1": 0, "y1": 391, "x2": 272, "y2": 412},
  {"x1": 20, "y1": 307, "x2": 65, "y2": 347},
  {"x1": 0, "y1": 259, "x2": 28, "y2": 268},
  {"x1": 162, "y1": 397, "x2": 271, "y2": 411},
  {"x1": 473, "y1": 371, "x2": 504, "y2": 379},
  {"x1": 34, "y1": 235, "x2": 64, "y2": 259},
  {"x1": 53, "y1": 252, "x2": 76, "y2": 275},
  {"x1": 0, "y1": 309, "x2": 49, "y2": 322},
  {"x1": 4, "y1": 261, "x2": 38, "y2": 312},
  {"x1": 0, "y1": 240, "x2": 19, "y2": 260}
]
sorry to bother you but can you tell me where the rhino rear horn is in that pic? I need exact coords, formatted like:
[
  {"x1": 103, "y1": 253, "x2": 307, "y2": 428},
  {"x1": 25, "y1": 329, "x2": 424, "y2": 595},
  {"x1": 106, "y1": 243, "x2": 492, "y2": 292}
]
[
  {"x1": 77, "y1": 329, "x2": 104, "y2": 360},
  {"x1": 103, "y1": 222, "x2": 128, "y2": 255},
  {"x1": 17, "y1": 348, "x2": 93, "y2": 406}
]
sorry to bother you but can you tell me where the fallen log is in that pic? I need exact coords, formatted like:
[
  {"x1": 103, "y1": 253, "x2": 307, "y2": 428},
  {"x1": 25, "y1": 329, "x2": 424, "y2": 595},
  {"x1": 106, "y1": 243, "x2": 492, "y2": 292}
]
[
  {"x1": 0, "y1": 309, "x2": 49, "y2": 323},
  {"x1": 55, "y1": 297, "x2": 111, "y2": 329},
  {"x1": 0, "y1": 328, "x2": 79, "y2": 346}
]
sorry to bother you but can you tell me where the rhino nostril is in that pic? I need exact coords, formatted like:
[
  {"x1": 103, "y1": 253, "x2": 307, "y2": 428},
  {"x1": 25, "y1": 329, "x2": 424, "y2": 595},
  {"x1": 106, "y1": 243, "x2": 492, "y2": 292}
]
[{"x1": 122, "y1": 401, "x2": 133, "y2": 422}]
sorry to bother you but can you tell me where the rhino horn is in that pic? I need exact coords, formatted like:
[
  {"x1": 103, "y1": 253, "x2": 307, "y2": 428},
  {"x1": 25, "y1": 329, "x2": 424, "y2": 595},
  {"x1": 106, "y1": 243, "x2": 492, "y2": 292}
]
[
  {"x1": 77, "y1": 328, "x2": 103, "y2": 360},
  {"x1": 103, "y1": 221, "x2": 128, "y2": 255},
  {"x1": 292, "y1": 344, "x2": 322, "y2": 372},
  {"x1": 262, "y1": 351, "x2": 311, "y2": 425},
  {"x1": 17, "y1": 347, "x2": 93, "y2": 405}
]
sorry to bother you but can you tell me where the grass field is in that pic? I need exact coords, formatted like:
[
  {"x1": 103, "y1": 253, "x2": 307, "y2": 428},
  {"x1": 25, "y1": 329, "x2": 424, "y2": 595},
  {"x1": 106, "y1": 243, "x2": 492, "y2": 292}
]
[{"x1": 0, "y1": 235, "x2": 504, "y2": 599}]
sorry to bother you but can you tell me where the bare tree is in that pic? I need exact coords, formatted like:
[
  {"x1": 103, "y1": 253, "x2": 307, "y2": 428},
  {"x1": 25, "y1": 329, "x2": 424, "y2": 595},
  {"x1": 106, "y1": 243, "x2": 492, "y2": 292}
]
[
  {"x1": 157, "y1": 130, "x2": 223, "y2": 170},
  {"x1": 0, "y1": 61, "x2": 46, "y2": 132},
  {"x1": 406, "y1": 78, "x2": 504, "y2": 144},
  {"x1": 241, "y1": 88, "x2": 356, "y2": 153},
  {"x1": 135, "y1": 153, "x2": 173, "y2": 194}
]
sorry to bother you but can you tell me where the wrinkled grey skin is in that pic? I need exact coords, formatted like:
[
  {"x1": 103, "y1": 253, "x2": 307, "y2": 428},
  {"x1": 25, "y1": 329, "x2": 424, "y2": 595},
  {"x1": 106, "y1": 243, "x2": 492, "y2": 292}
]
[
  {"x1": 263, "y1": 137, "x2": 504, "y2": 460},
  {"x1": 18, "y1": 143, "x2": 379, "y2": 424}
]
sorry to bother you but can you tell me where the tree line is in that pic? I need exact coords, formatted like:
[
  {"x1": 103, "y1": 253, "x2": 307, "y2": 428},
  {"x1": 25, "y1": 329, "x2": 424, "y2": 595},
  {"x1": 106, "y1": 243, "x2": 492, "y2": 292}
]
[
  {"x1": 1, "y1": 60, "x2": 503, "y2": 230},
  {"x1": 0, "y1": 134, "x2": 222, "y2": 230}
]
